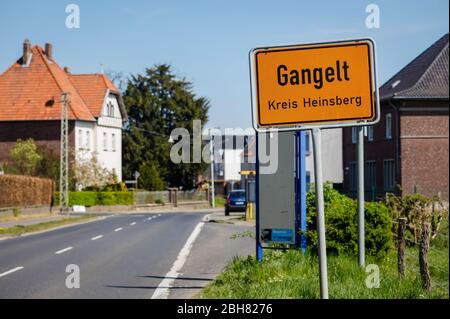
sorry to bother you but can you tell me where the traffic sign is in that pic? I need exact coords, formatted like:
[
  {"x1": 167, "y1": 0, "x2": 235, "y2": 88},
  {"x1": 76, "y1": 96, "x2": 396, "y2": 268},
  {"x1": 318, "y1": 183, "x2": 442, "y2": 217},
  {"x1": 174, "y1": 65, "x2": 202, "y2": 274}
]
[{"x1": 249, "y1": 39, "x2": 379, "y2": 131}]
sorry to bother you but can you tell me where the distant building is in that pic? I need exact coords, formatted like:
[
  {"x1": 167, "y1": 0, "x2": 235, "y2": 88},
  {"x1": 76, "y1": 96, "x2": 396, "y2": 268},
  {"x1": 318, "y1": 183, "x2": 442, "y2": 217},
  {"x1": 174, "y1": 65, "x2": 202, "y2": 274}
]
[
  {"x1": 342, "y1": 34, "x2": 449, "y2": 200},
  {"x1": 0, "y1": 40, "x2": 127, "y2": 182},
  {"x1": 239, "y1": 131, "x2": 343, "y2": 192},
  {"x1": 200, "y1": 134, "x2": 253, "y2": 196}
]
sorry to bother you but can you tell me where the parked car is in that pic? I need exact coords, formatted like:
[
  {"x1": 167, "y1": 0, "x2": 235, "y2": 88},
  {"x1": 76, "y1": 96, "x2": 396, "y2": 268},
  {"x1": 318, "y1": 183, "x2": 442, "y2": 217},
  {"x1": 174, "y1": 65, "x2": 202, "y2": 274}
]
[{"x1": 225, "y1": 189, "x2": 246, "y2": 216}]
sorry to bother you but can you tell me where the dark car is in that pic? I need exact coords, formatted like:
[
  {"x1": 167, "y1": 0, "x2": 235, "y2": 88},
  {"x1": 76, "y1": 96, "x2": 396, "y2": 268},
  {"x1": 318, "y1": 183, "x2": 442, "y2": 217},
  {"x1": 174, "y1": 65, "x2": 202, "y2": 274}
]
[{"x1": 225, "y1": 189, "x2": 246, "y2": 216}]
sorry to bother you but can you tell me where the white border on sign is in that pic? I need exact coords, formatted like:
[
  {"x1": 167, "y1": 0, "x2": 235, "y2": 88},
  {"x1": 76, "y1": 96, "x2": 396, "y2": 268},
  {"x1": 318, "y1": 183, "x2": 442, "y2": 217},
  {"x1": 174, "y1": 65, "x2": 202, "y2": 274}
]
[{"x1": 249, "y1": 38, "x2": 380, "y2": 132}]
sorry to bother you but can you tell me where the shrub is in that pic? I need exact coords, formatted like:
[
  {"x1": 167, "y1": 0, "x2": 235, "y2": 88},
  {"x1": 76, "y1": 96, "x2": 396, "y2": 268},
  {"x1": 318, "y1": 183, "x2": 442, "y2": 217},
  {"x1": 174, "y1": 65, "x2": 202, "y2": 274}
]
[
  {"x1": 0, "y1": 174, "x2": 54, "y2": 208},
  {"x1": 54, "y1": 191, "x2": 133, "y2": 207},
  {"x1": 306, "y1": 183, "x2": 392, "y2": 259},
  {"x1": 154, "y1": 198, "x2": 165, "y2": 205}
]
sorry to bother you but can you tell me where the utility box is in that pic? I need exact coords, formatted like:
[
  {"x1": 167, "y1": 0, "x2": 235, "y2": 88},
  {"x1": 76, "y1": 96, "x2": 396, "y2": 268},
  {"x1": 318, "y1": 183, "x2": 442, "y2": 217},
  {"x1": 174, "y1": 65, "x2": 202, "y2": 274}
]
[{"x1": 258, "y1": 131, "x2": 296, "y2": 245}]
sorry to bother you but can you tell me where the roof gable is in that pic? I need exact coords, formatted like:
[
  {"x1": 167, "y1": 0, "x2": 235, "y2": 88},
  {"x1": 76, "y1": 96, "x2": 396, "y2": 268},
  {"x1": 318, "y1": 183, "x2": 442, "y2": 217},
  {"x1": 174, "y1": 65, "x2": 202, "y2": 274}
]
[
  {"x1": 380, "y1": 34, "x2": 449, "y2": 101},
  {"x1": 0, "y1": 43, "x2": 125, "y2": 122}
]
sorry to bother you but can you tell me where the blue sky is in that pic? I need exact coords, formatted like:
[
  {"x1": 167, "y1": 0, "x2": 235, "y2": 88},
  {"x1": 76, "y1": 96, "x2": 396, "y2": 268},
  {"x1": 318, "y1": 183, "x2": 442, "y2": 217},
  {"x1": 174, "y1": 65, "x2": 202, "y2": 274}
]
[{"x1": 0, "y1": 0, "x2": 448, "y2": 129}]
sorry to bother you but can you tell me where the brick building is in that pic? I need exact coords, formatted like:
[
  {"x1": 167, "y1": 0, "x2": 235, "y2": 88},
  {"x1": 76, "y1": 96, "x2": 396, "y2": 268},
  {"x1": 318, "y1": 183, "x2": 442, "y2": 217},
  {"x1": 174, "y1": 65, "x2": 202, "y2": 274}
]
[
  {"x1": 0, "y1": 40, "x2": 127, "y2": 181},
  {"x1": 343, "y1": 34, "x2": 449, "y2": 200}
]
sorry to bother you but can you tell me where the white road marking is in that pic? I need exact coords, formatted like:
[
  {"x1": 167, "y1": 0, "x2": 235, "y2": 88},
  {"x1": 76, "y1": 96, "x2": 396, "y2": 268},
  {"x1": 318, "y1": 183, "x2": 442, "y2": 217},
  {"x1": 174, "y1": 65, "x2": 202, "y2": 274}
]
[
  {"x1": 55, "y1": 247, "x2": 73, "y2": 255},
  {"x1": 157, "y1": 214, "x2": 162, "y2": 217},
  {"x1": 148, "y1": 217, "x2": 153, "y2": 220},
  {"x1": 114, "y1": 228, "x2": 123, "y2": 232},
  {"x1": 0, "y1": 266, "x2": 24, "y2": 278},
  {"x1": 151, "y1": 214, "x2": 210, "y2": 299},
  {"x1": 91, "y1": 235, "x2": 103, "y2": 241},
  {"x1": 130, "y1": 222, "x2": 136, "y2": 226}
]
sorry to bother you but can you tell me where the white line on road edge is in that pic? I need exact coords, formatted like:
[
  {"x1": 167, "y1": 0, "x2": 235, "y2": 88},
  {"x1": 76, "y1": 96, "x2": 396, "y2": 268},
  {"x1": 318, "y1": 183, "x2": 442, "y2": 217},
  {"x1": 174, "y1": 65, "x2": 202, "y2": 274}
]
[
  {"x1": 148, "y1": 217, "x2": 152, "y2": 220},
  {"x1": 55, "y1": 247, "x2": 73, "y2": 255},
  {"x1": 0, "y1": 266, "x2": 24, "y2": 278},
  {"x1": 151, "y1": 214, "x2": 210, "y2": 299},
  {"x1": 130, "y1": 222, "x2": 136, "y2": 226},
  {"x1": 91, "y1": 235, "x2": 103, "y2": 241},
  {"x1": 114, "y1": 228, "x2": 123, "y2": 232}
]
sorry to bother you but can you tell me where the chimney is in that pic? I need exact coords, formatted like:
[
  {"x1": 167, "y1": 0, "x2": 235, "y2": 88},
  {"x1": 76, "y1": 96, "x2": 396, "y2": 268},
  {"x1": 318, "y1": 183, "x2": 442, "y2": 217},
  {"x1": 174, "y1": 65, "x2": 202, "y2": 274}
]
[
  {"x1": 45, "y1": 43, "x2": 53, "y2": 61},
  {"x1": 22, "y1": 39, "x2": 31, "y2": 66},
  {"x1": 64, "y1": 66, "x2": 71, "y2": 74}
]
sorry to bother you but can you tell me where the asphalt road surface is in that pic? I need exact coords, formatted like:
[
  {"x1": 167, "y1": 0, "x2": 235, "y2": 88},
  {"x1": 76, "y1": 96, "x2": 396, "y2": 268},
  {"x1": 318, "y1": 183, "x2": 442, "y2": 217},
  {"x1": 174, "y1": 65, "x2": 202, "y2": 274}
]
[{"x1": 0, "y1": 211, "x2": 254, "y2": 299}]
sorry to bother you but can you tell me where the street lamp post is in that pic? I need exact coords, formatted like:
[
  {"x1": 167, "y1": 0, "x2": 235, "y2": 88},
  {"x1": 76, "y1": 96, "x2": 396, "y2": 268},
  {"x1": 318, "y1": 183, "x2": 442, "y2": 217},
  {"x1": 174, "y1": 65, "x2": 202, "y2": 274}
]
[{"x1": 209, "y1": 128, "x2": 215, "y2": 208}]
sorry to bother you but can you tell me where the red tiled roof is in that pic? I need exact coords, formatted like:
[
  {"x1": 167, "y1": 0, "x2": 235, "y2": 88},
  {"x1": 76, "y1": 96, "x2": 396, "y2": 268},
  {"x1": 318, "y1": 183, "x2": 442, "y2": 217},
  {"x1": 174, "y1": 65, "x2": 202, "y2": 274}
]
[
  {"x1": 0, "y1": 44, "x2": 120, "y2": 122},
  {"x1": 70, "y1": 74, "x2": 119, "y2": 117}
]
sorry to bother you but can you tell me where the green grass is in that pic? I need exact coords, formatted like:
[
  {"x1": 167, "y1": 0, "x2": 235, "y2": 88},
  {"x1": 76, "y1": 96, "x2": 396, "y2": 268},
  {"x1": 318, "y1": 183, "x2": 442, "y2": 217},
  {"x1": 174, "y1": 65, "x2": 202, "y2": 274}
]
[
  {"x1": 200, "y1": 245, "x2": 448, "y2": 299},
  {"x1": 0, "y1": 214, "x2": 97, "y2": 236},
  {"x1": 214, "y1": 197, "x2": 226, "y2": 208}
]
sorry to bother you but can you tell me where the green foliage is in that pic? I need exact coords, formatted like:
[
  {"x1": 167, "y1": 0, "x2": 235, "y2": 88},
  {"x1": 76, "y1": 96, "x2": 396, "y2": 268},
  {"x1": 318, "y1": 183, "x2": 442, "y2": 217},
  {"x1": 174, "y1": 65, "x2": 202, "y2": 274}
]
[
  {"x1": 139, "y1": 161, "x2": 166, "y2": 191},
  {"x1": 122, "y1": 64, "x2": 210, "y2": 190},
  {"x1": 306, "y1": 183, "x2": 392, "y2": 259},
  {"x1": 9, "y1": 139, "x2": 42, "y2": 175},
  {"x1": 201, "y1": 248, "x2": 448, "y2": 299},
  {"x1": 53, "y1": 191, "x2": 133, "y2": 207},
  {"x1": 154, "y1": 198, "x2": 165, "y2": 205},
  {"x1": 35, "y1": 145, "x2": 60, "y2": 184},
  {"x1": 386, "y1": 192, "x2": 448, "y2": 244}
]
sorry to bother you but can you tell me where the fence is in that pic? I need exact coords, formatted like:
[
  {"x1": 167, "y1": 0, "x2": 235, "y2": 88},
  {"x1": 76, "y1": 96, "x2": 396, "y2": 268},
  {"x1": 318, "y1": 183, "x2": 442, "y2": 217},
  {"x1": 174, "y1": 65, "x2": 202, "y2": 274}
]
[{"x1": 134, "y1": 190, "x2": 208, "y2": 205}]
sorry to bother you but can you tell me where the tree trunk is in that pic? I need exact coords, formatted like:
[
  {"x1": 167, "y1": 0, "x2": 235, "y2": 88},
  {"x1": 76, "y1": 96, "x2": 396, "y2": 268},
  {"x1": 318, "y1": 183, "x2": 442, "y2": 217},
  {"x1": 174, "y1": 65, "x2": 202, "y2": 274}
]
[
  {"x1": 419, "y1": 222, "x2": 431, "y2": 291},
  {"x1": 397, "y1": 217, "x2": 407, "y2": 278}
]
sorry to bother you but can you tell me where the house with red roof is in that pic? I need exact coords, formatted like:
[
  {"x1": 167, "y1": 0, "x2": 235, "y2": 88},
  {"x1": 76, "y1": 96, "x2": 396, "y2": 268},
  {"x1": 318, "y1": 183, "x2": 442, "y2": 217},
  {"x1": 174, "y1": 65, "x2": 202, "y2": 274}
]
[
  {"x1": 342, "y1": 34, "x2": 449, "y2": 200},
  {"x1": 0, "y1": 40, "x2": 127, "y2": 182}
]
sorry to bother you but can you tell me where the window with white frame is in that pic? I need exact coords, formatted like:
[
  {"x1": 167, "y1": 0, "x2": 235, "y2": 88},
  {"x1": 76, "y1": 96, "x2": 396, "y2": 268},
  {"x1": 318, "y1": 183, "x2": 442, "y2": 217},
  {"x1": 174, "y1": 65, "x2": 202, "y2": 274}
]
[
  {"x1": 349, "y1": 161, "x2": 357, "y2": 190},
  {"x1": 103, "y1": 132, "x2": 108, "y2": 151},
  {"x1": 383, "y1": 159, "x2": 395, "y2": 191},
  {"x1": 85, "y1": 131, "x2": 90, "y2": 151},
  {"x1": 367, "y1": 126, "x2": 374, "y2": 141},
  {"x1": 386, "y1": 113, "x2": 392, "y2": 139},
  {"x1": 351, "y1": 127, "x2": 357, "y2": 144},
  {"x1": 112, "y1": 133, "x2": 116, "y2": 152}
]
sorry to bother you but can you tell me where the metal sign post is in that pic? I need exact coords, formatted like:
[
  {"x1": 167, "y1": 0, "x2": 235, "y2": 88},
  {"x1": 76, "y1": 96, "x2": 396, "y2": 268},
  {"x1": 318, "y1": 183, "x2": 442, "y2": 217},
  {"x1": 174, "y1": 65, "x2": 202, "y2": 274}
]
[
  {"x1": 357, "y1": 126, "x2": 365, "y2": 268},
  {"x1": 311, "y1": 128, "x2": 329, "y2": 299}
]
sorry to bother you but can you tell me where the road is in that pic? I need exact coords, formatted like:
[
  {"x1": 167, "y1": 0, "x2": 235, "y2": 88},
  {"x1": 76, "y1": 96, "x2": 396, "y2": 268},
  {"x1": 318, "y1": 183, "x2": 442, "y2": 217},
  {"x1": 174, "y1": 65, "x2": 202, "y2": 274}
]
[{"x1": 0, "y1": 211, "x2": 254, "y2": 299}]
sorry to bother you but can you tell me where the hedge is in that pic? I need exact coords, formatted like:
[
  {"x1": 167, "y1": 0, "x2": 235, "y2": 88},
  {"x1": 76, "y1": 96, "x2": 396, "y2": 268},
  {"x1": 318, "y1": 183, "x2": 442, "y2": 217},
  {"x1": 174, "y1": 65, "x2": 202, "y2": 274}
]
[
  {"x1": 306, "y1": 183, "x2": 393, "y2": 259},
  {"x1": 0, "y1": 174, "x2": 54, "y2": 208},
  {"x1": 53, "y1": 191, "x2": 133, "y2": 207}
]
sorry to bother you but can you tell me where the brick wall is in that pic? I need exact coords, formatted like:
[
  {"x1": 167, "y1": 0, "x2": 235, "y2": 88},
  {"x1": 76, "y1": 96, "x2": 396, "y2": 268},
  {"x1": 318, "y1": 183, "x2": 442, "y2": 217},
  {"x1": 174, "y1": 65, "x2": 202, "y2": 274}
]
[{"x1": 400, "y1": 108, "x2": 449, "y2": 200}]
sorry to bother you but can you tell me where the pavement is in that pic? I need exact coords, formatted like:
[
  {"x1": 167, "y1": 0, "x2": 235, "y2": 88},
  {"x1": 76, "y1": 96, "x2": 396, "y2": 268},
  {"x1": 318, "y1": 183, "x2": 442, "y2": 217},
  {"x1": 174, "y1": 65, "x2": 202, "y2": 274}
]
[{"x1": 0, "y1": 208, "x2": 254, "y2": 299}]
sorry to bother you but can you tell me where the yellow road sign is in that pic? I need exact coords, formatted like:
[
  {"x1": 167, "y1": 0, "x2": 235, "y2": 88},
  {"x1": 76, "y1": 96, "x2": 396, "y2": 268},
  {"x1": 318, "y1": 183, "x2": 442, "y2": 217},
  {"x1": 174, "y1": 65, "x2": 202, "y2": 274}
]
[{"x1": 249, "y1": 39, "x2": 379, "y2": 131}]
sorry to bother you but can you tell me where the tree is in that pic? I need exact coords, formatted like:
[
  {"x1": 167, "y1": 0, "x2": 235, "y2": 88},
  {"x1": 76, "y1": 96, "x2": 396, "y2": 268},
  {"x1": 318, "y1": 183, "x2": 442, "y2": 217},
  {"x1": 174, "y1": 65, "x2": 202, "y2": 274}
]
[
  {"x1": 123, "y1": 64, "x2": 209, "y2": 190},
  {"x1": 9, "y1": 139, "x2": 42, "y2": 176},
  {"x1": 138, "y1": 161, "x2": 166, "y2": 191},
  {"x1": 74, "y1": 154, "x2": 115, "y2": 189}
]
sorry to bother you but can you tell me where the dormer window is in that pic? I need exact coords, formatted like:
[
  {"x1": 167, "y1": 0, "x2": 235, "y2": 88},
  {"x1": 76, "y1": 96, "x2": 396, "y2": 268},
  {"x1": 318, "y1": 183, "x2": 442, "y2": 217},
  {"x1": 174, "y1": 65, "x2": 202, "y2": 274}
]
[{"x1": 107, "y1": 102, "x2": 115, "y2": 117}]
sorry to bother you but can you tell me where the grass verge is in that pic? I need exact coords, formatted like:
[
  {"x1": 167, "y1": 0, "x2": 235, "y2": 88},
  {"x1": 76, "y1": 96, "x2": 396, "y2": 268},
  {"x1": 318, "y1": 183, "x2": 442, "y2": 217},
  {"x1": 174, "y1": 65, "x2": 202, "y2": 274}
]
[
  {"x1": 200, "y1": 246, "x2": 448, "y2": 299},
  {"x1": 0, "y1": 214, "x2": 98, "y2": 236}
]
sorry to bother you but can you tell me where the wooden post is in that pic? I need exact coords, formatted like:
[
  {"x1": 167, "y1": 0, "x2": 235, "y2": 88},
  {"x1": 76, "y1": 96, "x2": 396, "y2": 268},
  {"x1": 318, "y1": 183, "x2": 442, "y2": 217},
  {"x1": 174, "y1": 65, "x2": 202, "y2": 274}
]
[
  {"x1": 419, "y1": 222, "x2": 431, "y2": 291},
  {"x1": 397, "y1": 217, "x2": 407, "y2": 278}
]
